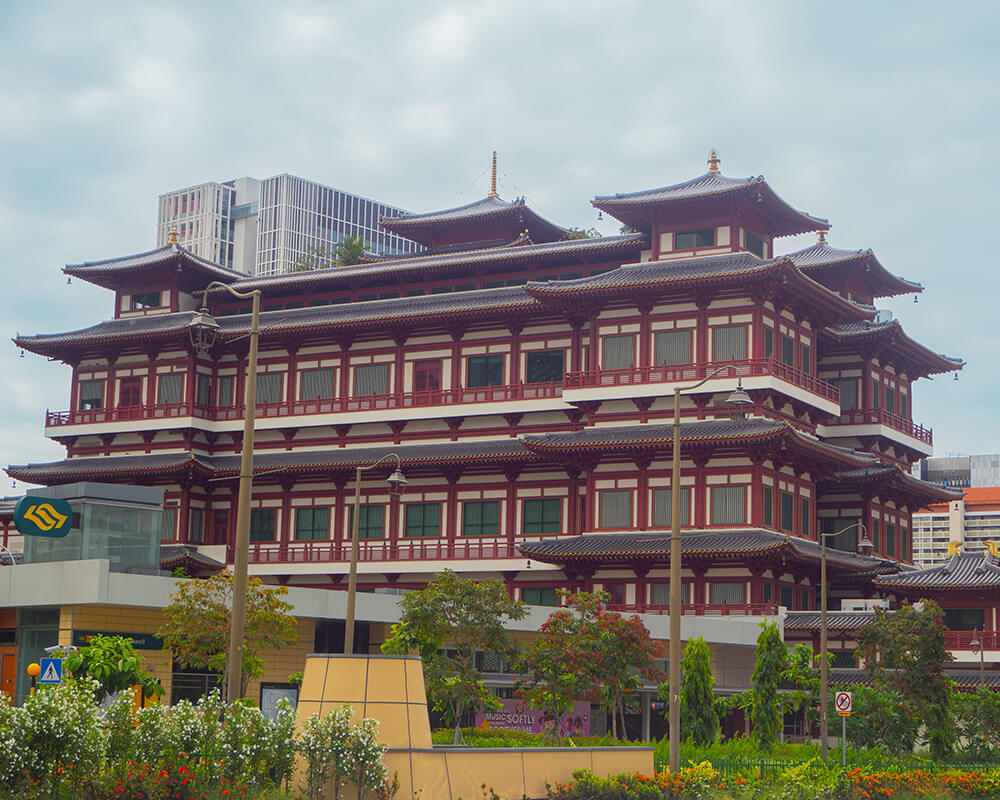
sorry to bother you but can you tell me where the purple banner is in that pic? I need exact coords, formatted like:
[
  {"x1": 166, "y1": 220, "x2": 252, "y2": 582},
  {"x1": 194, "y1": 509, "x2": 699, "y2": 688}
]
[{"x1": 475, "y1": 699, "x2": 590, "y2": 736}]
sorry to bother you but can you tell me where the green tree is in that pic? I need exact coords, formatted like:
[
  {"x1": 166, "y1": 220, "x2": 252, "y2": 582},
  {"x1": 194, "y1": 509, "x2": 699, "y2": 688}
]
[
  {"x1": 954, "y1": 685, "x2": 1000, "y2": 760},
  {"x1": 157, "y1": 572, "x2": 298, "y2": 696},
  {"x1": 565, "y1": 227, "x2": 601, "y2": 239},
  {"x1": 855, "y1": 599, "x2": 954, "y2": 758},
  {"x1": 749, "y1": 621, "x2": 786, "y2": 752},
  {"x1": 781, "y1": 643, "x2": 831, "y2": 733},
  {"x1": 63, "y1": 634, "x2": 163, "y2": 702},
  {"x1": 842, "y1": 684, "x2": 919, "y2": 756},
  {"x1": 334, "y1": 234, "x2": 367, "y2": 266},
  {"x1": 381, "y1": 569, "x2": 527, "y2": 744},
  {"x1": 675, "y1": 636, "x2": 717, "y2": 746},
  {"x1": 291, "y1": 245, "x2": 335, "y2": 271}
]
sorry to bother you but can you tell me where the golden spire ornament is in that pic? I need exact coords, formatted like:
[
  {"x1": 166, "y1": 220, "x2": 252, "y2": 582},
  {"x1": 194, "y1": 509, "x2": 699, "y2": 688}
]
[
  {"x1": 489, "y1": 151, "x2": 498, "y2": 197},
  {"x1": 818, "y1": 230, "x2": 827, "y2": 244},
  {"x1": 707, "y1": 149, "x2": 720, "y2": 173},
  {"x1": 168, "y1": 225, "x2": 179, "y2": 244}
]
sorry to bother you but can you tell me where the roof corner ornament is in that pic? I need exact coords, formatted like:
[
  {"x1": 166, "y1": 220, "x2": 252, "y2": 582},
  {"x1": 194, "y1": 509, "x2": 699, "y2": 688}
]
[
  {"x1": 817, "y1": 230, "x2": 827, "y2": 245},
  {"x1": 168, "y1": 225, "x2": 179, "y2": 245},
  {"x1": 489, "y1": 150, "x2": 499, "y2": 197},
  {"x1": 986, "y1": 540, "x2": 999, "y2": 558},
  {"x1": 707, "y1": 149, "x2": 720, "y2": 174},
  {"x1": 947, "y1": 540, "x2": 962, "y2": 557}
]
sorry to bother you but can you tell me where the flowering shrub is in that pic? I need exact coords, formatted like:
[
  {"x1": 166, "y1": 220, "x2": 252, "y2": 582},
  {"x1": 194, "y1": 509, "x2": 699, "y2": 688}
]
[
  {"x1": 843, "y1": 766, "x2": 1000, "y2": 799},
  {"x1": 547, "y1": 764, "x2": 738, "y2": 800}
]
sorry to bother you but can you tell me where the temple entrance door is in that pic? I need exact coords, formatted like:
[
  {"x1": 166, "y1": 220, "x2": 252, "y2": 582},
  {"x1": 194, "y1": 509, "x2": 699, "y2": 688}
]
[
  {"x1": 413, "y1": 359, "x2": 442, "y2": 401},
  {"x1": 118, "y1": 378, "x2": 143, "y2": 409},
  {"x1": 0, "y1": 648, "x2": 16, "y2": 700}
]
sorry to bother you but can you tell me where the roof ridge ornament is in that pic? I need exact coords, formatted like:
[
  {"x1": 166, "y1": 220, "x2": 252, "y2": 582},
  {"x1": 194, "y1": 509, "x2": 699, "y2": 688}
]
[
  {"x1": 707, "y1": 149, "x2": 720, "y2": 174},
  {"x1": 817, "y1": 230, "x2": 827, "y2": 245},
  {"x1": 168, "y1": 225, "x2": 179, "y2": 245},
  {"x1": 489, "y1": 150, "x2": 499, "y2": 197}
]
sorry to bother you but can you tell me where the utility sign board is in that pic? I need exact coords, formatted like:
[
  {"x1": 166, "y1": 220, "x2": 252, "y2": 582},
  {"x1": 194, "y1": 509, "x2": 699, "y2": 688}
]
[
  {"x1": 13, "y1": 496, "x2": 73, "y2": 538},
  {"x1": 38, "y1": 658, "x2": 63, "y2": 685},
  {"x1": 836, "y1": 691, "x2": 853, "y2": 716}
]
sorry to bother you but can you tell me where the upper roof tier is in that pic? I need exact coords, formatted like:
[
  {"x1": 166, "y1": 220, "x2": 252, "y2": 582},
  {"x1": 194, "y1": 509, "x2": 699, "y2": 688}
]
[
  {"x1": 785, "y1": 235, "x2": 923, "y2": 300},
  {"x1": 822, "y1": 318, "x2": 965, "y2": 378},
  {"x1": 875, "y1": 549, "x2": 1000, "y2": 592},
  {"x1": 64, "y1": 243, "x2": 245, "y2": 291},
  {"x1": 593, "y1": 153, "x2": 829, "y2": 237},
  {"x1": 380, "y1": 194, "x2": 571, "y2": 249}
]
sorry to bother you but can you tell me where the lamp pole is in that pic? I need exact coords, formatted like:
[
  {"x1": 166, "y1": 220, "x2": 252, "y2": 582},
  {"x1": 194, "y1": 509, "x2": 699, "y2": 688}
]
[
  {"x1": 345, "y1": 454, "x2": 407, "y2": 654},
  {"x1": 970, "y1": 629, "x2": 985, "y2": 685},
  {"x1": 669, "y1": 364, "x2": 752, "y2": 773},
  {"x1": 819, "y1": 522, "x2": 873, "y2": 762},
  {"x1": 190, "y1": 282, "x2": 261, "y2": 703}
]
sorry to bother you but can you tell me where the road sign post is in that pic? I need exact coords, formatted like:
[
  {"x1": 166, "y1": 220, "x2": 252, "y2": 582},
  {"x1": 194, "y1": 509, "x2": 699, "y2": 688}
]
[{"x1": 835, "y1": 691, "x2": 852, "y2": 766}]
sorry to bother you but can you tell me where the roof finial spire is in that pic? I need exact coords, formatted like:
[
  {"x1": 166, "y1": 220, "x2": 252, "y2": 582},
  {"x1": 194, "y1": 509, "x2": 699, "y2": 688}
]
[
  {"x1": 707, "y1": 149, "x2": 720, "y2": 174},
  {"x1": 489, "y1": 151, "x2": 498, "y2": 197},
  {"x1": 817, "y1": 230, "x2": 827, "y2": 244},
  {"x1": 168, "y1": 225, "x2": 179, "y2": 245}
]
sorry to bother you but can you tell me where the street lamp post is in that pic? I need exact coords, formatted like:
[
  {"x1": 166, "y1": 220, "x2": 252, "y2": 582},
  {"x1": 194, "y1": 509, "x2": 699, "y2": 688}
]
[
  {"x1": 345, "y1": 454, "x2": 408, "y2": 654},
  {"x1": 668, "y1": 365, "x2": 752, "y2": 773},
  {"x1": 189, "y1": 282, "x2": 261, "y2": 703},
  {"x1": 819, "y1": 522, "x2": 874, "y2": 762},
  {"x1": 970, "y1": 628, "x2": 985, "y2": 685}
]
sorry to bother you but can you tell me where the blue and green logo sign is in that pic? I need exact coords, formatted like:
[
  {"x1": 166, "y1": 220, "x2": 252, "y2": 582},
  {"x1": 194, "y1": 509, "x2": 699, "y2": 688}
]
[{"x1": 13, "y1": 496, "x2": 74, "y2": 538}]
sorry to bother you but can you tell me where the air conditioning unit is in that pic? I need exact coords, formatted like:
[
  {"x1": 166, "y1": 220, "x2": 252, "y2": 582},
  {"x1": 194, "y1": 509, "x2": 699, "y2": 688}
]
[{"x1": 840, "y1": 599, "x2": 887, "y2": 612}]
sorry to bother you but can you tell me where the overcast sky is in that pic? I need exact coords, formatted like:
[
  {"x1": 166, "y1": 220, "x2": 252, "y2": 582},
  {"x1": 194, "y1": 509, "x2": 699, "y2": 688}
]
[{"x1": 2, "y1": 1, "x2": 997, "y2": 485}]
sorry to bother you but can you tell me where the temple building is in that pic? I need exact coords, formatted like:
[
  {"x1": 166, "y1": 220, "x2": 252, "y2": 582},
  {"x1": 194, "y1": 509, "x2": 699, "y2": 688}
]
[{"x1": 7, "y1": 152, "x2": 978, "y2": 671}]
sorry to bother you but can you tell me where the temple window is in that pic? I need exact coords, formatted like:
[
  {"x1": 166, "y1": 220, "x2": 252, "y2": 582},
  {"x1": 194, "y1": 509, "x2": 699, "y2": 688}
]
[
  {"x1": 871, "y1": 519, "x2": 881, "y2": 551},
  {"x1": 650, "y1": 582, "x2": 669, "y2": 605},
  {"x1": 900, "y1": 394, "x2": 908, "y2": 419},
  {"x1": 886, "y1": 523, "x2": 896, "y2": 557},
  {"x1": 189, "y1": 509, "x2": 204, "y2": 544},
  {"x1": 821, "y1": 518, "x2": 860, "y2": 552},
  {"x1": 404, "y1": 502, "x2": 441, "y2": 538},
  {"x1": 295, "y1": 508, "x2": 329, "y2": 541},
  {"x1": 249, "y1": 509, "x2": 277, "y2": 542},
  {"x1": 652, "y1": 487, "x2": 690, "y2": 526},
  {"x1": 942, "y1": 608, "x2": 985, "y2": 631},
  {"x1": 525, "y1": 349, "x2": 565, "y2": 383},
  {"x1": 130, "y1": 291, "x2": 161, "y2": 310},
  {"x1": 885, "y1": 386, "x2": 896, "y2": 414},
  {"x1": 196, "y1": 375, "x2": 210, "y2": 406},
  {"x1": 462, "y1": 501, "x2": 500, "y2": 537},
  {"x1": 711, "y1": 325, "x2": 747, "y2": 361},
  {"x1": 466, "y1": 354, "x2": 503, "y2": 387},
  {"x1": 218, "y1": 376, "x2": 235, "y2": 406},
  {"x1": 78, "y1": 380, "x2": 103, "y2": 410},
  {"x1": 162, "y1": 506, "x2": 177, "y2": 541},
  {"x1": 710, "y1": 485, "x2": 746, "y2": 525},
  {"x1": 779, "y1": 585, "x2": 794, "y2": 608},
  {"x1": 348, "y1": 504, "x2": 384, "y2": 539},
  {"x1": 352, "y1": 364, "x2": 388, "y2": 397},
  {"x1": 605, "y1": 584, "x2": 626, "y2": 605},
  {"x1": 763, "y1": 486, "x2": 773, "y2": 526},
  {"x1": 522, "y1": 587, "x2": 559, "y2": 607},
  {"x1": 674, "y1": 228, "x2": 715, "y2": 250},
  {"x1": 781, "y1": 335, "x2": 795, "y2": 367},
  {"x1": 602, "y1": 334, "x2": 635, "y2": 370},
  {"x1": 801, "y1": 345, "x2": 811, "y2": 375},
  {"x1": 300, "y1": 368, "x2": 335, "y2": 401},
  {"x1": 763, "y1": 327, "x2": 774, "y2": 358},
  {"x1": 598, "y1": 489, "x2": 632, "y2": 529},
  {"x1": 832, "y1": 379, "x2": 858, "y2": 412},
  {"x1": 256, "y1": 372, "x2": 284, "y2": 404},
  {"x1": 158, "y1": 374, "x2": 183, "y2": 405},
  {"x1": 654, "y1": 330, "x2": 692, "y2": 366},
  {"x1": 780, "y1": 492, "x2": 794, "y2": 532},
  {"x1": 710, "y1": 581, "x2": 745, "y2": 605},
  {"x1": 744, "y1": 231, "x2": 765, "y2": 258},
  {"x1": 801, "y1": 498, "x2": 811, "y2": 537},
  {"x1": 872, "y1": 380, "x2": 881, "y2": 409},
  {"x1": 523, "y1": 498, "x2": 561, "y2": 534},
  {"x1": 762, "y1": 583, "x2": 773, "y2": 604},
  {"x1": 800, "y1": 590, "x2": 810, "y2": 610},
  {"x1": 118, "y1": 378, "x2": 142, "y2": 407}
]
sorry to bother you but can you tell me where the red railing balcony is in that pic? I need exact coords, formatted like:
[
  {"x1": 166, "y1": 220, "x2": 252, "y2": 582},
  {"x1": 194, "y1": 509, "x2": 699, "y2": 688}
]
[
  {"x1": 564, "y1": 358, "x2": 840, "y2": 405},
  {"x1": 945, "y1": 630, "x2": 1000, "y2": 650},
  {"x1": 835, "y1": 409, "x2": 933, "y2": 446},
  {"x1": 45, "y1": 381, "x2": 564, "y2": 428},
  {"x1": 247, "y1": 537, "x2": 526, "y2": 564},
  {"x1": 608, "y1": 602, "x2": 780, "y2": 617}
]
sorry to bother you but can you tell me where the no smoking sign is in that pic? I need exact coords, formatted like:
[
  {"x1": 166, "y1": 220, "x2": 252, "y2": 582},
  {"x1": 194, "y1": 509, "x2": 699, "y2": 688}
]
[{"x1": 835, "y1": 691, "x2": 853, "y2": 716}]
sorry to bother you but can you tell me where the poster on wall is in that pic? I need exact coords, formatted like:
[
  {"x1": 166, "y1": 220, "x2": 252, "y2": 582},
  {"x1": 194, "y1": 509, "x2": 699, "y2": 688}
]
[
  {"x1": 474, "y1": 699, "x2": 590, "y2": 737},
  {"x1": 260, "y1": 686, "x2": 299, "y2": 720}
]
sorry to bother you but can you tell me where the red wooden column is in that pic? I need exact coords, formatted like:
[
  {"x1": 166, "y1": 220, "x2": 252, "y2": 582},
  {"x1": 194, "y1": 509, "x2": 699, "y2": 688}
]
[
  {"x1": 392, "y1": 331, "x2": 408, "y2": 401},
  {"x1": 185, "y1": 347, "x2": 197, "y2": 413},
  {"x1": 279, "y1": 479, "x2": 295, "y2": 558},
  {"x1": 285, "y1": 341, "x2": 300, "y2": 413},
  {"x1": 145, "y1": 350, "x2": 158, "y2": 406},
  {"x1": 585, "y1": 462, "x2": 598, "y2": 532},
  {"x1": 569, "y1": 318, "x2": 584, "y2": 373},
  {"x1": 504, "y1": 466, "x2": 522, "y2": 551},
  {"x1": 388, "y1": 487, "x2": 401, "y2": 559},
  {"x1": 696, "y1": 300, "x2": 709, "y2": 366},
  {"x1": 862, "y1": 358, "x2": 873, "y2": 410},
  {"x1": 337, "y1": 337, "x2": 353, "y2": 410},
  {"x1": 638, "y1": 303, "x2": 652, "y2": 369},
  {"x1": 332, "y1": 476, "x2": 347, "y2": 552},
  {"x1": 587, "y1": 315, "x2": 600, "y2": 370},
  {"x1": 450, "y1": 328, "x2": 464, "y2": 392},
  {"x1": 234, "y1": 350, "x2": 248, "y2": 415},
  {"x1": 508, "y1": 322, "x2": 523, "y2": 388},
  {"x1": 444, "y1": 468, "x2": 462, "y2": 557},
  {"x1": 227, "y1": 491, "x2": 239, "y2": 562},
  {"x1": 565, "y1": 466, "x2": 581, "y2": 536},
  {"x1": 105, "y1": 352, "x2": 119, "y2": 409},
  {"x1": 177, "y1": 479, "x2": 191, "y2": 544},
  {"x1": 68, "y1": 360, "x2": 80, "y2": 412},
  {"x1": 635, "y1": 456, "x2": 651, "y2": 531}
]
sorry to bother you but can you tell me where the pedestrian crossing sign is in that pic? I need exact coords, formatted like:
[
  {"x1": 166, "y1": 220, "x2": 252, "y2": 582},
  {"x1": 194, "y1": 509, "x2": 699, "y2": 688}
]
[{"x1": 38, "y1": 658, "x2": 63, "y2": 684}]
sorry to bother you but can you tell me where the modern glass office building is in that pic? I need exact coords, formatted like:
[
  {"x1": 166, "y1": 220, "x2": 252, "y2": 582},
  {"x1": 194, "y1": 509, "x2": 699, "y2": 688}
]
[{"x1": 157, "y1": 174, "x2": 418, "y2": 276}]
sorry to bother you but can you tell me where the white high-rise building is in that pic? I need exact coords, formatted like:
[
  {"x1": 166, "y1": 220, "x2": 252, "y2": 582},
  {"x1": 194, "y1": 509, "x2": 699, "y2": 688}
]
[{"x1": 157, "y1": 174, "x2": 418, "y2": 276}]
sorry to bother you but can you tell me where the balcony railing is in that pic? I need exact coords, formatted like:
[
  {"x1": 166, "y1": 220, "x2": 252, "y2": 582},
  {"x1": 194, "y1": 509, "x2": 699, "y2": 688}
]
[
  {"x1": 609, "y1": 602, "x2": 780, "y2": 617},
  {"x1": 564, "y1": 358, "x2": 840, "y2": 404},
  {"x1": 946, "y1": 630, "x2": 1000, "y2": 650},
  {"x1": 248, "y1": 537, "x2": 528, "y2": 564},
  {"x1": 833, "y1": 409, "x2": 933, "y2": 445},
  {"x1": 45, "y1": 381, "x2": 564, "y2": 428}
]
